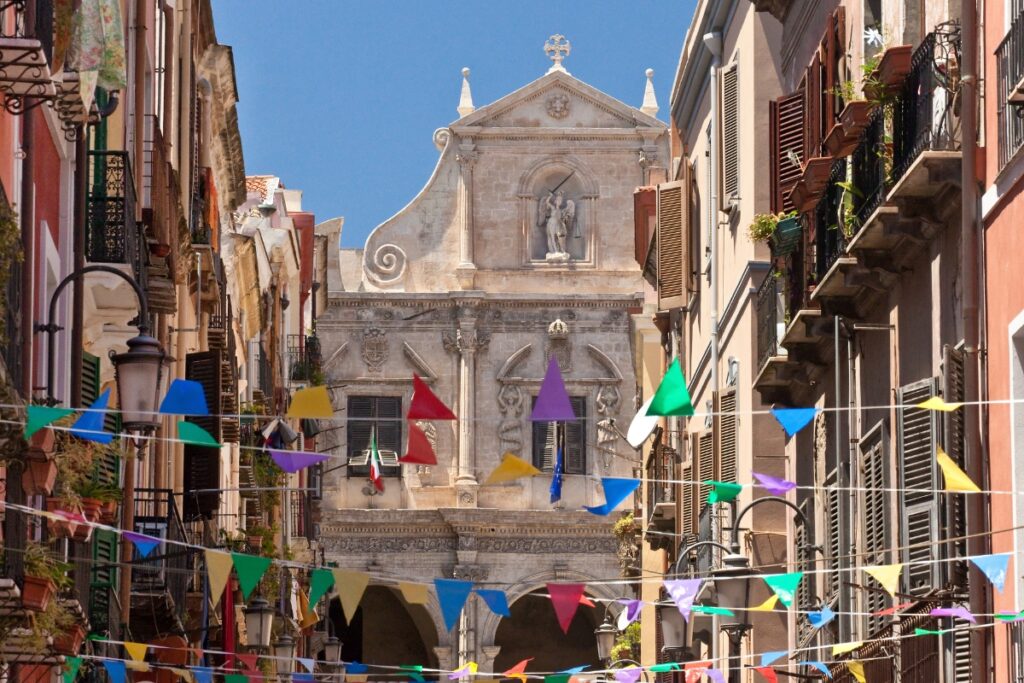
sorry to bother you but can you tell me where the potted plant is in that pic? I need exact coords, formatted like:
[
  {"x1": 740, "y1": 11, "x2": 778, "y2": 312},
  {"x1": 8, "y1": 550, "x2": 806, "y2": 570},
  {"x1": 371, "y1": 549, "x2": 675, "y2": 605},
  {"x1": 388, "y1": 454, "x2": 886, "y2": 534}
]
[
  {"x1": 74, "y1": 479, "x2": 121, "y2": 524},
  {"x1": 23, "y1": 454, "x2": 59, "y2": 497},
  {"x1": 748, "y1": 212, "x2": 801, "y2": 257},
  {"x1": 53, "y1": 621, "x2": 86, "y2": 655},
  {"x1": 21, "y1": 542, "x2": 70, "y2": 611}
]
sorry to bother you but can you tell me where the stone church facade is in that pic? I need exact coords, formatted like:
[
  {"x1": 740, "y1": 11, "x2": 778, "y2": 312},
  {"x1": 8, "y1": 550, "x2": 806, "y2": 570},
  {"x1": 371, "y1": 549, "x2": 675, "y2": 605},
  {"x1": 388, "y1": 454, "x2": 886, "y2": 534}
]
[{"x1": 314, "y1": 42, "x2": 669, "y2": 673}]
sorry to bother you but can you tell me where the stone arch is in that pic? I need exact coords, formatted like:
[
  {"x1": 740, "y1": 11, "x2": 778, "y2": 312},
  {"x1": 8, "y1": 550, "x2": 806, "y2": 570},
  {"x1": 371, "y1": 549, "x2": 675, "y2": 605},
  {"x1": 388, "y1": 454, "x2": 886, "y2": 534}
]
[
  {"x1": 328, "y1": 585, "x2": 442, "y2": 669},
  {"x1": 516, "y1": 155, "x2": 601, "y2": 198},
  {"x1": 517, "y1": 156, "x2": 600, "y2": 264}
]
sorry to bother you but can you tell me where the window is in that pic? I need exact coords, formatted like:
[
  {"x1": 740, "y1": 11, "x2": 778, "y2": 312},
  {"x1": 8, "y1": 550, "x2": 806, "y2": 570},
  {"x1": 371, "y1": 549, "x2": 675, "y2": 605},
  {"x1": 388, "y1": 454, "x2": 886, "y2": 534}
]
[
  {"x1": 347, "y1": 396, "x2": 402, "y2": 478},
  {"x1": 531, "y1": 396, "x2": 586, "y2": 474},
  {"x1": 719, "y1": 63, "x2": 739, "y2": 207},
  {"x1": 1009, "y1": 621, "x2": 1024, "y2": 683}
]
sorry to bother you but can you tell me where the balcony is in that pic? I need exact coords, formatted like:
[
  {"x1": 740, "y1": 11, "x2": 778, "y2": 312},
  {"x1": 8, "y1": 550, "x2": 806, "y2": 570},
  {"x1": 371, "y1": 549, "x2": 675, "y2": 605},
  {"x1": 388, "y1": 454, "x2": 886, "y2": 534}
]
[
  {"x1": 0, "y1": 0, "x2": 57, "y2": 110},
  {"x1": 86, "y1": 151, "x2": 140, "y2": 267},
  {"x1": 287, "y1": 334, "x2": 323, "y2": 385},
  {"x1": 998, "y1": 13, "x2": 1024, "y2": 166},
  {"x1": 644, "y1": 436, "x2": 676, "y2": 547},
  {"x1": 130, "y1": 488, "x2": 195, "y2": 642}
]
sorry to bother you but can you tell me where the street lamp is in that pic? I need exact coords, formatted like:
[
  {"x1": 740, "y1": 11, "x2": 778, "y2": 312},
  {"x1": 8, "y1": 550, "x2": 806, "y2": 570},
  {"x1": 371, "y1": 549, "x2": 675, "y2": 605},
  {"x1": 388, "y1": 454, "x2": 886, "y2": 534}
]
[
  {"x1": 110, "y1": 332, "x2": 167, "y2": 431},
  {"x1": 594, "y1": 612, "x2": 618, "y2": 665},
  {"x1": 712, "y1": 554, "x2": 753, "y2": 633},
  {"x1": 244, "y1": 596, "x2": 275, "y2": 651},
  {"x1": 272, "y1": 632, "x2": 296, "y2": 678},
  {"x1": 655, "y1": 600, "x2": 691, "y2": 660},
  {"x1": 323, "y1": 634, "x2": 343, "y2": 668}
]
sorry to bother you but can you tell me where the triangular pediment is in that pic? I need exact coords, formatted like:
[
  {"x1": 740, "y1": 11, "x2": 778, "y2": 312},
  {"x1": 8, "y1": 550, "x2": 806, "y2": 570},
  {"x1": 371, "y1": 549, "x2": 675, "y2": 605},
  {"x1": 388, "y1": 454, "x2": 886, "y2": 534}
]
[{"x1": 453, "y1": 70, "x2": 663, "y2": 131}]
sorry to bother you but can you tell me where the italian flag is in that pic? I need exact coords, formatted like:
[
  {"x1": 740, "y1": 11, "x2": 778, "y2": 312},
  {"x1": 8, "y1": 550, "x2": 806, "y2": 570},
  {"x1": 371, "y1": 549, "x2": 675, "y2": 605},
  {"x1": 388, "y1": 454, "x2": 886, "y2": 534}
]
[{"x1": 369, "y1": 427, "x2": 385, "y2": 493}]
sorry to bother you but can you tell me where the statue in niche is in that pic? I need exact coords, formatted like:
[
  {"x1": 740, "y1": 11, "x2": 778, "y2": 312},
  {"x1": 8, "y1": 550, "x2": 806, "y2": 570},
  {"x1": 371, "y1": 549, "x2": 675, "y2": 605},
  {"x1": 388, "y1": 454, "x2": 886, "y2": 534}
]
[{"x1": 538, "y1": 189, "x2": 577, "y2": 263}]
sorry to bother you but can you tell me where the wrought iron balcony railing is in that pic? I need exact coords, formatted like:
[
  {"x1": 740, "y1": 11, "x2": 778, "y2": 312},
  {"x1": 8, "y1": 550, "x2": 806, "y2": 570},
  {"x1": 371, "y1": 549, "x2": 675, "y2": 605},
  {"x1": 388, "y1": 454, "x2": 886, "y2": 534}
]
[
  {"x1": 86, "y1": 151, "x2": 139, "y2": 267},
  {"x1": 814, "y1": 159, "x2": 849, "y2": 281},
  {"x1": 131, "y1": 488, "x2": 193, "y2": 625},
  {"x1": 0, "y1": 0, "x2": 57, "y2": 111},
  {"x1": 850, "y1": 110, "x2": 887, "y2": 225},
  {"x1": 998, "y1": 14, "x2": 1024, "y2": 167},
  {"x1": 756, "y1": 272, "x2": 782, "y2": 372},
  {"x1": 287, "y1": 334, "x2": 323, "y2": 383}
]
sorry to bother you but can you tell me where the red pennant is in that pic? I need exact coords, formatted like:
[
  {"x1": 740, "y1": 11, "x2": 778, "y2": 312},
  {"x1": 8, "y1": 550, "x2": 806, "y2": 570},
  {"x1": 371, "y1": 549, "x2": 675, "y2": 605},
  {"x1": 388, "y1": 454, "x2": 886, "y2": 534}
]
[
  {"x1": 753, "y1": 667, "x2": 778, "y2": 683},
  {"x1": 399, "y1": 421, "x2": 438, "y2": 465},
  {"x1": 547, "y1": 583, "x2": 587, "y2": 634},
  {"x1": 684, "y1": 662, "x2": 712, "y2": 683},
  {"x1": 873, "y1": 601, "x2": 915, "y2": 617},
  {"x1": 236, "y1": 654, "x2": 259, "y2": 672},
  {"x1": 407, "y1": 374, "x2": 456, "y2": 420},
  {"x1": 579, "y1": 594, "x2": 595, "y2": 607}
]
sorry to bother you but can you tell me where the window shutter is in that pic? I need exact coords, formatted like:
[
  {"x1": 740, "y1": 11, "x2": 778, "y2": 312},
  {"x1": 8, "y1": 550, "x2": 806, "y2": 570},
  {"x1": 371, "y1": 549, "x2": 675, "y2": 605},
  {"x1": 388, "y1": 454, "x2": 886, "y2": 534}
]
[
  {"x1": 943, "y1": 345, "x2": 968, "y2": 588},
  {"x1": 950, "y1": 625, "x2": 973, "y2": 682},
  {"x1": 89, "y1": 528, "x2": 119, "y2": 636},
  {"x1": 714, "y1": 389, "x2": 738, "y2": 484},
  {"x1": 897, "y1": 377, "x2": 941, "y2": 595},
  {"x1": 183, "y1": 351, "x2": 223, "y2": 521},
  {"x1": 680, "y1": 456, "x2": 695, "y2": 536},
  {"x1": 860, "y1": 421, "x2": 890, "y2": 634},
  {"x1": 825, "y1": 471, "x2": 841, "y2": 603},
  {"x1": 656, "y1": 171, "x2": 690, "y2": 310},
  {"x1": 565, "y1": 397, "x2": 587, "y2": 475},
  {"x1": 82, "y1": 351, "x2": 121, "y2": 434},
  {"x1": 770, "y1": 91, "x2": 806, "y2": 214},
  {"x1": 806, "y1": 53, "x2": 823, "y2": 159},
  {"x1": 823, "y1": 7, "x2": 846, "y2": 127},
  {"x1": 795, "y1": 499, "x2": 815, "y2": 644},
  {"x1": 347, "y1": 396, "x2": 402, "y2": 476},
  {"x1": 697, "y1": 430, "x2": 714, "y2": 511},
  {"x1": 719, "y1": 63, "x2": 740, "y2": 208},
  {"x1": 533, "y1": 422, "x2": 556, "y2": 471}
]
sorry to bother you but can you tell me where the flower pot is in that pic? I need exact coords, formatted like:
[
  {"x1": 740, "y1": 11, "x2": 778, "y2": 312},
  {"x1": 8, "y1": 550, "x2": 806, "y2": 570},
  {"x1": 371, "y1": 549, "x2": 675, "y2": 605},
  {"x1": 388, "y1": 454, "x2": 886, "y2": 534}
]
[
  {"x1": 865, "y1": 45, "x2": 913, "y2": 100},
  {"x1": 823, "y1": 123, "x2": 858, "y2": 158},
  {"x1": 71, "y1": 516, "x2": 93, "y2": 542},
  {"x1": 45, "y1": 497, "x2": 74, "y2": 539},
  {"x1": 22, "y1": 458, "x2": 58, "y2": 497},
  {"x1": 53, "y1": 622, "x2": 86, "y2": 655},
  {"x1": 80, "y1": 498, "x2": 103, "y2": 524},
  {"x1": 839, "y1": 100, "x2": 875, "y2": 136},
  {"x1": 247, "y1": 535, "x2": 263, "y2": 549},
  {"x1": 771, "y1": 217, "x2": 803, "y2": 257},
  {"x1": 100, "y1": 500, "x2": 118, "y2": 525},
  {"x1": 21, "y1": 575, "x2": 56, "y2": 611},
  {"x1": 149, "y1": 242, "x2": 172, "y2": 258}
]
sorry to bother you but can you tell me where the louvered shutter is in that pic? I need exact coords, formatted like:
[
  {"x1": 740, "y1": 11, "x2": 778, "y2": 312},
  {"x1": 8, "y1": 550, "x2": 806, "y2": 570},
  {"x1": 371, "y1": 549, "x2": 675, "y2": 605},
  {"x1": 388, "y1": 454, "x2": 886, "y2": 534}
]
[
  {"x1": 720, "y1": 63, "x2": 740, "y2": 208},
  {"x1": 565, "y1": 397, "x2": 586, "y2": 475},
  {"x1": 656, "y1": 171, "x2": 690, "y2": 310},
  {"x1": 806, "y1": 53, "x2": 823, "y2": 158},
  {"x1": 183, "y1": 351, "x2": 222, "y2": 521},
  {"x1": 823, "y1": 7, "x2": 846, "y2": 127},
  {"x1": 715, "y1": 390, "x2": 737, "y2": 484},
  {"x1": 533, "y1": 422, "x2": 556, "y2": 471},
  {"x1": 943, "y1": 345, "x2": 968, "y2": 588},
  {"x1": 825, "y1": 471, "x2": 841, "y2": 603},
  {"x1": 697, "y1": 430, "x2": 714, "y2": 512},
  {"x1": 860, "y1": 421, "x2": 890, "y2": 634},
  {"x1": 681, "y1": 441, "x2": 695, "y2": 537},
  {"x1": 770, "y1": 91, "x2": 806, "y2": 213},
  {"x1": 950, "y1": 626, "x2": 973, "y2": 682},
  {"x1": 897, "y1": 377, "x2": 941, "y2": 595},
  {"x1": 654, "y1": 594, "x2": 669, "y2": 683},
  {"x1": 795, "y1": 499, "x2": 815, "y2": 644},
  {"x1": 89, "y1": 528, "x2": 119, "y2": 636},
  {"x1": 82, "y1": 351, "x2": 121, "y2": 433}
]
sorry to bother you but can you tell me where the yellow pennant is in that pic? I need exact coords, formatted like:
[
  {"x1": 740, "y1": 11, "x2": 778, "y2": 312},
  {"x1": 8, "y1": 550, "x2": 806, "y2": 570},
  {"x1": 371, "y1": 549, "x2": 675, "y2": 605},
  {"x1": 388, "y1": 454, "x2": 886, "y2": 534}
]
[
  {"x1": 170, "y1": 668, "x2": 195, "y2": 683},
  {"x1": 124, "y1": 642, "x2": 148, "y2": 662},
  {"x1": 864, "y1": 563, "x2": 903, "y2": 598},
  {"x1": 205, "y1": 549, "x2": 234, "y2": 608},
  {"x1": 287, "y1": 385, "x2": 334, "y2": 419},
  {"x1": 749, "y1": 594, "x2": 780, "y2": 611},
  {"x1": 333, "y1": 569, "x2": 370, "y2": 624},
  {"x1": 917, "y1": 396, "x2": 962, "y2": 412},
  {"x1": 298, "y1": 589, "x2": 320, "y2": 628},
  {"x1": 833, "y1": 641, "x2": 863, "y2": 656},
  {"x1": 484, "y1": 453, "x2": 542, "y2": 485},
  {"x1": 937, "y1": 446, "x2": 980, "y2": 492},
  {"x1": 399, "y1": 581, "x2": 430, "y2": 605},
  {"x1": 846, "y1": 661, "x2": 866, "y2": 683},
  {"x1": 125, "y1": 662, "x2": 151, "y2": 673},
  {"x1": 346, "y1": 676, "x2": 369, "y2": 683}
]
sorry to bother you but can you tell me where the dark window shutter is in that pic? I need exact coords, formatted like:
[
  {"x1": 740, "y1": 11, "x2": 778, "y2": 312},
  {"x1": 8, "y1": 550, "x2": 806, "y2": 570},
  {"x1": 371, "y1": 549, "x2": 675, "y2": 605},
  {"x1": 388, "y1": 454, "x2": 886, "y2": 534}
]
[
  {"x1": 860, "y1": 421, "x2": 890, "y2": 634},
  {"x1": 770, "y1": 91, "x2": 806, "y2": 214},
  {"x1": 680, "y1": 442, "x2": 695, "y2": 537},
  {"x1": 656, "y1": 173, "x2": 689, "y2": 310},
  {"x1": 533, "y1": 421, "x2": 555, "y2": 471},
  {"x1": 347, "y1": 396, "x2": 402, "y2": 477},
  {"x1": 795, "y1": 499, "x2": 815, "y2": 644},
  {"x1": 697, "y1": 430, "x2": 714, "y2": 511},
  {"x1": 806, "y1": 53, "x2": 823, "y2": 158},
  {"x1": 89, "y1": 528, "x2": 119, "y2": 635},
  {"x1": 943, "y1": 345, "x2": 968, "y2": 588},
  {"x1": 82, "y1": 351, "x2": 121, "y2": 433},
  {"x1": 720, "y1": 63, "x2": 740, "y2": 206},
  {"x1": 183, "y1": 351, "x2": 223, "y2": 521},
  {"x1": 897, "y1": 377, "x2": 941, "y2": 595},
  {"x1": 714, "y1": 390, "x2": 737, "y2": 484},
  {"x1": 823, "y1": 7, "x2": 846, "y2": 127},
  {"x1": 565, "y1": 397, "x2": 586, "y2": 475},
  {"x1": 825, "y1": 470, "x2": 841, "y2": 602}
]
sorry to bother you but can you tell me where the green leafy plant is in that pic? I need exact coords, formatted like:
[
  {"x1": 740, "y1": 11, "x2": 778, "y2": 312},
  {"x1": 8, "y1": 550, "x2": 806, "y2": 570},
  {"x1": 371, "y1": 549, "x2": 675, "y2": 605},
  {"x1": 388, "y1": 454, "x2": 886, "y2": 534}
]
[
  {"x1": 610, "y1": 621, "x2": 641, "y2": 662},
  {"x1": 23, "y1": 541, "x2": 72, "y2": 589},
  {"x1": 613, "y1": 513, "x2": 639, "y2": 578},
  {"x1": 74, "y1": 478, "x2": 121, "y2": 503},
  {"x1": 0, "y1": 201, "x2": 22, "y2": 339},
  {"x1": 748, "y1": 211, "x2": 798, "y2": 244},
  {"x1": 836, "y1": 181, "x2": 863, "y2": 238}
]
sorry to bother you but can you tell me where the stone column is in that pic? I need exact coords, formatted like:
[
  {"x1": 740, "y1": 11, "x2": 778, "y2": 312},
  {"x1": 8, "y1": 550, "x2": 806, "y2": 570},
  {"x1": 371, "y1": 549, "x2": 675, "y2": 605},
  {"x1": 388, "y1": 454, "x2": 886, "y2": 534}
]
[
  {"x1": 455, "y1": 142, "x2": 478, "y2": 289},
  {"x1": 444, "y1": 312, "x2": 489, "y2": 505}
]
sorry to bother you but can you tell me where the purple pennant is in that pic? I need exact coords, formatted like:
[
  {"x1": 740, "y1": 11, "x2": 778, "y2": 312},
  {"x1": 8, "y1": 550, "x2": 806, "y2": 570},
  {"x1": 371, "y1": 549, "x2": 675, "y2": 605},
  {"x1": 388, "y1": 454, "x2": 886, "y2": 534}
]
[
  {"x1": 531, "y1": 356, "x2": 576, "y2": 421},
  {"x1": 613, "y1": 669, "x2": 642, "y2": 683},
  {"x1": 123, "y1": 531, "x2": 160, "y2": 558},
  {"x1": 269, "y1": 449, "x2": 330, "y2": 473},
  {"x1": 930, "y1": 606, "x2": 976, "y2": 623},
  {"x1": 706, "y1": 670, "x2": 726, "y2": 683},
  {"x1": 752, "y1": 472, "x2": 797, "y2": 496},
  {"x1": 617, "y1": 599, "x2": 643, "y2": 627},
  {"x1": 664, "y1": 578, "x2": 703, "y2": 622}
]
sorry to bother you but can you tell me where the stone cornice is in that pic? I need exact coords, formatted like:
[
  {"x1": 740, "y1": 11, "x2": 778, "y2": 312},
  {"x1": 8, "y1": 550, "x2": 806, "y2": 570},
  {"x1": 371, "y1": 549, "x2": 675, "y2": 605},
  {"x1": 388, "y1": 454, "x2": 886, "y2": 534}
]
[{"x1": 326, "y1": 291, "x2": 644, "y2": 309}]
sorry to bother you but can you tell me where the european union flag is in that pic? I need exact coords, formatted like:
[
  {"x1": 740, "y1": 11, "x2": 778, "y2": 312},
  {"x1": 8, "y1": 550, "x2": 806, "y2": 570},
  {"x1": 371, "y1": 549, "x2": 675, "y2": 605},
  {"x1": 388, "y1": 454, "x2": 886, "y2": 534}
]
[{"x1": 550, "y1": 445, "x2": 564, "y2": 504}]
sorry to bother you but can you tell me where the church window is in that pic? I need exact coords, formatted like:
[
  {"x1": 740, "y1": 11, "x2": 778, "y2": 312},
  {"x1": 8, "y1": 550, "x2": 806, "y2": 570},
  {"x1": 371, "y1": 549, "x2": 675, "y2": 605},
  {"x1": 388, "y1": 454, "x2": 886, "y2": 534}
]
[
  {"x1": 531, "y1": 396, "x2": 587, "y2": 475},
  {"x1": 347, "y1": 395, "x2": 402, "y2": 478}
]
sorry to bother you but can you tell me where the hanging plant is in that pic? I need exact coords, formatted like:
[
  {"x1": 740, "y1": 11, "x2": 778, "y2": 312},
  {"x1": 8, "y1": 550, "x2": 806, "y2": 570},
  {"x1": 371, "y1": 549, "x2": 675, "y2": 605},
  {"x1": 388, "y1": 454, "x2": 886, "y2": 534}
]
[{"x1": 0, "y1": 201, "x2": 22, "y2": 340}]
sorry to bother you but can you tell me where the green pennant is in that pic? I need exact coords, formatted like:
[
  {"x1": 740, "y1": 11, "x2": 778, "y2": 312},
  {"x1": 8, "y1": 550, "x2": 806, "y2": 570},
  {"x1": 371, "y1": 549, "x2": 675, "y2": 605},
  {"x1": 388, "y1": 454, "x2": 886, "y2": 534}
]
[
  {"x1": 63, "y1": 656, "x2": 83, "y2": 683},
  {"x1": 25, "y1": 405, "x2": 74, "y2": 439},
  {"x1": 178, "y1": 421, "x2": 221, "y2": 447},
  {"x1": 914, "y1": 628, "x2": 946, "y2": 635},
  {"x1": 762, "y1": 572, "x2": 804, "y2": 608},
  {"x1": 691, "y1": 605, "x2": 735, "y2": 616},
  {"x1": 224, "y1": 675, "x2": 248, "y2": 683},
  {"x1": 649, "y1": 664, "x2": 681, "y2": 673},
  {"x1": 646, "y1": 358, "x2": 694, "y2": 417},
  {"x1": 996, "y1": 611, "x2": 1024, "y2": 623},
  {"x1": 706, "y1": 481, "x2": 743, "y2": 504},
  {"x1": 400, "y1": 666, "x2": 425, "y2": 682},
  {"x1": 308, "y1": 568, "x2": 335, "y2": 607},
  {"x1": 231, "y1": 553, "x2": 273, "y2": 600},
  {"x1": 544, "y1": 676, "x2": 570, "y2": 683}
]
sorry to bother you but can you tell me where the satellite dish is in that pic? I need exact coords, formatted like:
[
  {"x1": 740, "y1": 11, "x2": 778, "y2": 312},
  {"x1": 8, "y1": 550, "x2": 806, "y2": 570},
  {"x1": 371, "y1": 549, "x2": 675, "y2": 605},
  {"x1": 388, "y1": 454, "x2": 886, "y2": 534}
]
[{"x1": 627, "y1": 396, "x2": 659, "y2": 448}]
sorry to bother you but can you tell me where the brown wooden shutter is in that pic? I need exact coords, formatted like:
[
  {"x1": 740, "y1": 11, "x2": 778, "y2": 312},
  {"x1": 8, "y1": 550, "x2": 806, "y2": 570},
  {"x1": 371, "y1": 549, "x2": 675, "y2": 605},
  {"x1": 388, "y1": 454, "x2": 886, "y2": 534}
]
[
  {"x1": 714, "y1": 389, "x2": 738, "y2": 484},
  {"x1": 656, "y1": 166, "x2": 691, "y2": 310},
  {"x1": 770, "y1": 91, "x2": 806, "y2": 214},
  {"x1": 719, "y1": 63, "x2": 740, "y2": 208},
  {"x1": 806, "y1": 54, "x2": 823, "y2": 159},
  {"x1": 860, "y1": 421, "x2": 890, "y2": 634},
  {"x1": 823, "y1": 7, "x2": 846, "y2": 127},
  {"x1": 943, "y1": 345, "x2": 968, "y2": 588},
  {"x1": 697, "y1": 430, "x2": 714, "y2": 512},
  {"x1": 183, "y1": 351, "x2": 223, "y2": 521}
]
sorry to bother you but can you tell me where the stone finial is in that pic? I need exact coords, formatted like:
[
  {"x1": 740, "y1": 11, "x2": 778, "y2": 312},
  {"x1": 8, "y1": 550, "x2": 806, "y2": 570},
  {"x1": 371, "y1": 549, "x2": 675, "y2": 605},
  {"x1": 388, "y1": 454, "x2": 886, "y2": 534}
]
[
  {"x1": 544, "y1": 34, "x2": 571, "y2": 74},
  {"x1": 457, "y1": 67, "x2": 475, "y2": 118},
  {"x1": 641, "y1": 68, "x2": 659, "y2": 116}
]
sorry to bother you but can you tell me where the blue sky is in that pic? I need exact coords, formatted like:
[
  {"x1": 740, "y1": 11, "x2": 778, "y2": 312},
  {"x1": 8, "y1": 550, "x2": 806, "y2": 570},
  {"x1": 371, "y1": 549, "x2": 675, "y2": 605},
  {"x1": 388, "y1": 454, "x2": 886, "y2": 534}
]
[{"x1": 213, "y1": 1, "x2": 696, "y2": 248}]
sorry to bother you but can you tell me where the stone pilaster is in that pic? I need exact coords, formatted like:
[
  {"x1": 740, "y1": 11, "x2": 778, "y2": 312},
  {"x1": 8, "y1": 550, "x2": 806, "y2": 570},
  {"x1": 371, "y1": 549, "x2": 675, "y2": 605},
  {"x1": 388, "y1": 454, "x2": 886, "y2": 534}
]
[{"x1": 455, "y1": 142, "x2": 478, "y2": 289}]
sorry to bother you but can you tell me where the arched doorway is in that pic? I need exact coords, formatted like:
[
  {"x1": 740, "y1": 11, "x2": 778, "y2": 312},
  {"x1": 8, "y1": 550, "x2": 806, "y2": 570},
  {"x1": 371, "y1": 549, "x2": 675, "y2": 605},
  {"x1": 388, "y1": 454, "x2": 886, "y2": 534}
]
[
  {"x1": 493, "y1": 590, "x2": 600, "y2": 672},
  {"x1": 329, "y1": 586, "x2": 439, "y2": 668}
]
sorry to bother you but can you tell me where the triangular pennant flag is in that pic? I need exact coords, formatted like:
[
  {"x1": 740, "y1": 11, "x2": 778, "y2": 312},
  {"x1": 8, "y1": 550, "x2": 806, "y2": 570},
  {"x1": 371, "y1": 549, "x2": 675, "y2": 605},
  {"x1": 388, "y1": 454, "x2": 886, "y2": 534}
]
[
  {"x1": 936, "y1": 446, "x2": 980, "y2": 492},
  {"x1": 846, "y1": 663, "x2": 866, "y2": 683},
  {"x1": 760, "y1": 652, "x2": 787, "y2": 667},
  {"x1": 706, "y1": 671, "x2": 726, "y2": 683},
  {"x1": 558, "y1": 667, "x2": 588, "y2": 675},
  {"x1": 706, "y1": 480, "x2": 742, "y2": 504},
  {"x1": 475, "y1": 588, "x2": 510, "y2": 617},
  {"x1": 579, "y1": 594, "x2": 595, "y2": 607},
  {"x1": 613, "y1": 668, "x2": 642, "y2": 683},
  {"x1": 206, "y1": 549, "x2": 233, "y2": 607},
  {"x1": 71, "y1": 388, "x2": 113, "y2": 443},
  {"x1": 532, "y1": 357, "x2": 576, "y2": 421},
  {"x1": 550, "y1": 444, "x2": 563, "y2": 504},
  {"x1": 400, "y1": 665, "x2": 425, "y2": 682},
  {"x1": 160, "y1": 379, "x2": 209, "y2": 415},
  {"x1": 293, "y1": 676, "x2": 315, "y2": 683},
  {"x1": 64, "y1": 657, "x2": 83, "y2": 683},
  {"x1": 237, "y1": 654, "x2": 259, "y2": 671},
  {"x1": 399, "y1": 581, "x2": 430, "y2": 605},
  {"x1": 915, "y1": 627, "x2": 947, "y2": 634},
  {"x1": 126, "y1": 663, "x2": 151, "y2": 674},
  {"x1": 547, "y1": 583, "x2": 587, "y2": 633},
  {"x1": 997, "y1": 610, "x2": 1024, "y2": 623},
  {"x1": 750, "y1": 594, "x2": 780, "y2": 612},
  {"x1": 193, "y1": 667, "x2": 214, "y2": 683},
  {"x1": 333, "y1": 569, "x2": 371, "y2": 624},
  {"x1": 485, "y1": 453, "x2": 542, "y2": 485},
  {"x1": 124, "y1": 531, "x2": 160, "y2": 558},
  {"x1": 103, "y1": 659, "x2": 126, "y2": 683},
  {"x1": 762, "y1": 572, "x2": 803, "y2": 608},
  {"x1": 269, "y1": 449, "x2": 330, "y2": 473},
  {"x1": 124, "y1": 641, "x2": 149, "y2": 662},
  {"x1": 25, "y1": 405, "x2": 74, "y2": 439},
  {"x1": 178, "y1": 421, "x2": 220, "y2": 447},
  {"x1": 347, "y1": 676, "x2": 369, "y2": 683},
  {"x1": 231, "y1": 553, "x2": 273, "y2": 600},
  {"x1": 682, "y1": 662, "x2": 708, "y2": 683},
  {"x1": 918, "y1": 396, "x2": 962, "y2": 412},
  {"x1": 664, "y1": 578, "x2": 703, "y2": 621},
  {"x1": 346, "y1": 662, "x2": 369, "y2": 674},
  {"x1": 617, "y1": 599, "x2": 643, "y2": 628},
  {"x1": 873, "y1": 601, "x2": 914, "y2": 616},
  {"x1": 435, "y1": 578, "x2": 475, "y2": 631},
  {"x1": 691, "y1": 605, "x2": 734, "y2": 616},
  {"x1": 864, "y1": 563, "x2": 903, "y2": 597},
  {"x1": 224, "y1": 675, "x2": 249, "y2": 683},
  {"x1": 400, "y1": 421, "x2": 438, "y2": 465},
  {"x1": 970, "y1": 553, "x2": 1011, "y2": 592},
  {"x1": 650, "y1": 664, "x2": 681, "y2": 673},
  {"x1": 807, "y1": 604, "x2": 835, "y2": 629},
  {"x1": 752, "y1": 472, "x2": 796, "y2": 496},
  {"x1": 408, "y1": 374, "x2": 457, "y2": 420},
  {"x1": 584, "y1": 477, "x2": 642, "y2": 515},
  {"x1": 449, "y1": 663, "x2": 478, "y2": 680},
  {"x1": 297, "y1": 589, "x2": 320, "y2": 629},
  {"x1": 297, "y1": 659, "x2": 315, "y2": 674},
  {"x1": 503, "y1": 659, "x2": 533, "y2": 683},
  {"x1": 627, "y1": 396, "x2": 659, "y2": 447},
  {"x1": 170, "y1": 668, "x2": 195, "y2": 683},
  {"x1": 753, "y1": 667, "x2": 778, "y2": 683},
  {"x1": 832, "y1": 642, "x2": 862, "y2": 656},
  {"x1": 287, "y1": 385, "x2": 334, "y2": 419},
  {"x1": 646, "y1": 358, "x2": 694, "y2": 416},
  {"x1": 544, "y1": 675, "x2": 570, "y2": 683},
  {"x1": 770, "y1": 407, "x2": 819, "y2": 436},
  {"x1": 802, "y1": 662, "x2": 832, "y2": 679},
  {"x1": 930, "y1": 606, "x2": 976, "y2": 623},
  {"x1": 308, "y1": 568, "x2": 335, "y2": 607}
]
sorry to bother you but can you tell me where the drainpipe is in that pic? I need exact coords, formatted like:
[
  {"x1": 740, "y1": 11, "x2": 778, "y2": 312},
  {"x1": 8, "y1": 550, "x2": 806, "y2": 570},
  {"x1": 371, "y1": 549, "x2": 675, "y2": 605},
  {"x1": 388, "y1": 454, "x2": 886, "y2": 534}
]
[{"x1": 959, "y1": 0, "x2": 988, "y2": 678}]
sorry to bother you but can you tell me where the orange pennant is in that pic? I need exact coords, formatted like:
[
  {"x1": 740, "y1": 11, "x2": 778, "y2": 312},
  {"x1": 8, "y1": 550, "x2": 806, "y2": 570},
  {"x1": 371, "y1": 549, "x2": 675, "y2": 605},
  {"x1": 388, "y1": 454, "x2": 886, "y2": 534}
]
[{"x1": 503, "y1": 658, "x2": 533, "y2": 683}]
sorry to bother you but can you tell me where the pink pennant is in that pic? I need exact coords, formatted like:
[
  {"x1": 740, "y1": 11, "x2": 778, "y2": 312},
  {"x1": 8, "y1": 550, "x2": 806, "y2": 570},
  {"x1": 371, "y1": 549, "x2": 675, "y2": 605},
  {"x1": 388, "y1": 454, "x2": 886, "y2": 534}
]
[
  {"x1": 547, "y1": 583, "x2": 587, "y2": 634},
  {"x1": 873, "y1": 601, "x2": 914, "y2": 617},
  {"x1": 930, "y1": 606, "x2": 976, "y2": 623},
  {"x1": 613, "y1": 669, "x2": 642, "y2": 683}
]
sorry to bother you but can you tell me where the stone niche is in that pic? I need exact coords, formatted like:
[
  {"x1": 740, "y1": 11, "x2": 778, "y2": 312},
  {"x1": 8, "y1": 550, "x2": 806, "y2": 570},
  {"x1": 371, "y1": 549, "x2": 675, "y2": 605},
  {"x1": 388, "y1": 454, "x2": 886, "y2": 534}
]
[{"x1": 521, "y1": 160, "x2": 598, "y2": 266}]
